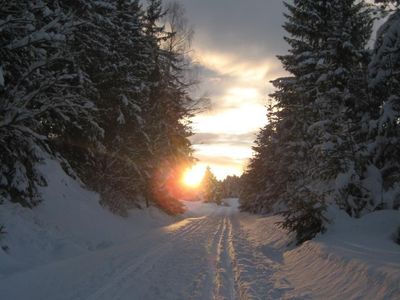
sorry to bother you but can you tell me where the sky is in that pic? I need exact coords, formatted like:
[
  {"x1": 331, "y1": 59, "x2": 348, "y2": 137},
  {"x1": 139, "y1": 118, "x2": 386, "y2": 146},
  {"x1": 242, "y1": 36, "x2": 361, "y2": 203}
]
[{"x1": 171, "y1": 0, "x2": 289, "y2": 179}]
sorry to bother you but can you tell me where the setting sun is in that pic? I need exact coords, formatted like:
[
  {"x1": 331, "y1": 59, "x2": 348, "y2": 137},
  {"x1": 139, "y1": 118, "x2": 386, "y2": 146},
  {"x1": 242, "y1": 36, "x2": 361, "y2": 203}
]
[{"x1": 182, "y1": 165, "x2": 205, "y2": 187}]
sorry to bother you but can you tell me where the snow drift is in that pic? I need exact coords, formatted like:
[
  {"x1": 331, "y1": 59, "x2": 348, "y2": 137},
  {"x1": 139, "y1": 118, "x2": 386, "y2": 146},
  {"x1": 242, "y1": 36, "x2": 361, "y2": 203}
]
[{"x1": 0, "y1": 158, "x2": 176, "y2": 277}]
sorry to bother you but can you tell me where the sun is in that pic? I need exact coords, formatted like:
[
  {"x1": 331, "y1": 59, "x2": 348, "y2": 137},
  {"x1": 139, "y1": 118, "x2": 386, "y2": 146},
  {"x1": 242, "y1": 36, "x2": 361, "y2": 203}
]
[{"x1": 182, "y1": 166, "x2": 205, "y2": 188}]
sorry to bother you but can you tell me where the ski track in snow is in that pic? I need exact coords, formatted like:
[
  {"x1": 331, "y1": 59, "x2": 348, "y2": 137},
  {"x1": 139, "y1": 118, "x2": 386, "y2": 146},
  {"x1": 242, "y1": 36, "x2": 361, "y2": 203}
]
[{"x1": 1, "y1": 198, "x2": 399, "y2": 300}]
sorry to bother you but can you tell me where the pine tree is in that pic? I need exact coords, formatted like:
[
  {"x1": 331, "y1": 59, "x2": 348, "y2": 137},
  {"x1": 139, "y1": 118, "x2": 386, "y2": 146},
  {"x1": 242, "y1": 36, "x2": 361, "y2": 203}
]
[
  {"x1": 202, "y1": 167, "x2": 222, "y2": 205},
  {"x1": 1, "y1": 0, "x2": 197, "y2": 216},
  {"x1": 240, "y1": 115, "x2": 284, "y2": 214},
  {"x1": 368, "y1": 3, "x2": 400, "y2": 210},
  {"x1": 241, "y1": 0, "x2": 373, "y2": 243},
  {"x1": 308, "y1": 0, "x2": 373, "y2": 217},
  {"x1": 279, "y1": 0, "x2": 372, "y2": 240},
  {"x1": 141, "y1": 0, "x2": 195, "y2": 213},
  {"x1": 0, "y1": 0, "x2": 97, "y2": 207},
  {"x1": 220, "y1": 175, "x2": 241, "y2": 198},
  {"x1": 54, "y1": 0, "x2": 151, "y2": 214}
]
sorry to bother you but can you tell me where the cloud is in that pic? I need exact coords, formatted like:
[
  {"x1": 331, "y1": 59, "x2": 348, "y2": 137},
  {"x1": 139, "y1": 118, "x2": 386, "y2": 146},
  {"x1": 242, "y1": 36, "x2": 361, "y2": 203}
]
[
  {"x1": 190, "y1": 132, "x2": 257, "y2": 146},
  {"x1": 164, "y1": 0, "x2": 288, "y2": 178},
  {"x1": 192, "y1": 104, "x2": 267, "y2": 135},
  {"x1": 173, "y1": 0, "x2": 289, "y2": 60}
]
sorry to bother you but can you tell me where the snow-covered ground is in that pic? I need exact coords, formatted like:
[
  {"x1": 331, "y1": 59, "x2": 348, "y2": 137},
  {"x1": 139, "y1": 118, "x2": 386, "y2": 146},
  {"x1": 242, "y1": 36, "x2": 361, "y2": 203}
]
[
  {"x1": 0, "y1": 159, "x2": 177, "y2": 277},
  {"x1": 0, "y1": 160, "x2": 399, "y2": 299}
]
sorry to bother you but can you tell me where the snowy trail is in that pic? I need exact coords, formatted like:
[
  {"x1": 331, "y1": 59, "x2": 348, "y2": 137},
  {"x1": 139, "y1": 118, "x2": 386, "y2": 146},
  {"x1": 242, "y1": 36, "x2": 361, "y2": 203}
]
[
  {"x1": 1, "y1": 199, "x2": 399, "y2": 300},
  {"x1": 0, "y1": 200, "x2": 284, "y2": 300}
]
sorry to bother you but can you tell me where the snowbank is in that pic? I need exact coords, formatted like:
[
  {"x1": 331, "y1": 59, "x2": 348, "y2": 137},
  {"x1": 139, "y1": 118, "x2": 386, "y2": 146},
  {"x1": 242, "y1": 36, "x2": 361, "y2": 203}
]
[
  {"x1": 281, "y1": 208, "x2": 400, "y2": 299},
  {"x1": 241, "y1": 208, "x2": 400, "y2": 299},
  {"x1": 0, "y1": 159, "x2": 176, "y2": 277}
]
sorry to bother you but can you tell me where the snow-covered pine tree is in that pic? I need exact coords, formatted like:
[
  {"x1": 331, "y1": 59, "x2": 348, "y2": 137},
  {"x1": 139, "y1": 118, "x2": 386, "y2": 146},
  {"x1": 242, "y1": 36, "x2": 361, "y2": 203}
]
[
  {"x1": 240, "y1": 113, "x2": 284, "y2": 214},
  {"x1": 265, "y1": 0, "x2": 335, "y2": 242},
  {"x1": 242, "y1": 1, "x2": 326, "y2": 236},
  {"x1": 0, "y1": 1, "x2": 97, "y2": 207},
  {"x1": 1, "y1": 0, "x2": 196, "y2": 215},
  {"x1": 93, "y1": 0, "x2": 152, "y2": 213},
  {"x1": 307, "y1": 0, "x2": 373, "y2": 217},
  {"x1": 278, "y1": 0, "x2": 373, "y2": 241},
  {"x1": 242, "y1": 0, "x2": 373, "y2": 243},
  {"x1": 141, "y1": 0, "x2": 195, "y2": 213},
  {"x1": 368, "y1": 2, "x2": 400, "y2": 210},
  {"x1": 58, "y1": 0, "x2": 152, "y2": 214}
]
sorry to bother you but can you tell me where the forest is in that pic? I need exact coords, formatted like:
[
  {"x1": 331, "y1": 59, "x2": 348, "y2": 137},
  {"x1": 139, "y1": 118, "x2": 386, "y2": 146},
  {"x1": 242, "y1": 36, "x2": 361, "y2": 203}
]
[
  {"x1": 1, "y1": 0, "x2": 400, "y2": 245},
  {"x1": 1, "y1": 1, "x2": 400, "y2": 299},
  {"x1": 0, "y1": 0, "x2": 198, "y2": 217},
  {"x1": 240, "y1": 0, "x2": 400, "y2": 244}
]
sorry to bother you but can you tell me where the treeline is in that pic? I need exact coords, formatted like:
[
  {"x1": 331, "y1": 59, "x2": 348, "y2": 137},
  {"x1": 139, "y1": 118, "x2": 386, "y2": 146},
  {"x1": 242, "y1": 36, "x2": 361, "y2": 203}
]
[
  {"x1": 202, "y1": 168, "x2": 241, "y2": 205},
  {"x1": 0, "y1": 0, "x2": 197, "y2": 215},
  {"x1": 240, "y1": 0, "x2": 400, "y2": 243}
]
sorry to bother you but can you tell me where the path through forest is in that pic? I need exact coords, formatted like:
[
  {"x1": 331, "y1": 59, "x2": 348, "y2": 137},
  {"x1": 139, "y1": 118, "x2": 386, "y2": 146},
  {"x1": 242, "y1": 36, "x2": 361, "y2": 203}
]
[{"x1": 1, "y1": 199, "x2": 399, "y2": 300}]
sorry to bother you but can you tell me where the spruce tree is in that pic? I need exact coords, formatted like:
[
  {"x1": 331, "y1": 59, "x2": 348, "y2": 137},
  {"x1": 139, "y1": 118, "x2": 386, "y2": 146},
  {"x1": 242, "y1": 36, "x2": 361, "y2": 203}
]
[
  {"x1": 202, "y1": 167, "x2": 222, "y2": 205},
  {"x1": 280, "y1": 0, "x2": 372, "y2": 240},
  {"x1": 220, "y1": 175, "x2": 241, "y2": 199},
  {"x1": 141, "y1": 0, "x2": 195, "y2": 213},
  {"x1": 57, "y1": 0, "x2": 151, "y2": 214},
  {"x1": 0, "y1": 0, "x2": 96, "y2": 207},
  {"x1": 240, "y1": 115, "x2": 284, "y2": 214},
  {"x1": 369, "y1": 4, "x2": 400, "y2": 210},
  {"x1": 241, "y1": 0, "x2": 373, "y2": 243},
  {"x1": 308, "y1": 0, "x2": 373, "y2": 217}
]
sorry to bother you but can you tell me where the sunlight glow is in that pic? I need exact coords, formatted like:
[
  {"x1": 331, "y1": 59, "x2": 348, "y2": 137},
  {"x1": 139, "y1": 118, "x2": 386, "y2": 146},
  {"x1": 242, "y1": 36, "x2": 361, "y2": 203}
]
[{"x1": 182, "y1": 165, "x2": 206, "y2": 187}]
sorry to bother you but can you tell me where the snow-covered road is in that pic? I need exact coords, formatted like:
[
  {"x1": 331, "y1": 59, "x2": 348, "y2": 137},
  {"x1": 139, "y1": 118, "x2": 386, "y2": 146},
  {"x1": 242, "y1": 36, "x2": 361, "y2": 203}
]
[
  {"x1": 0, "y1": 200, "x2": 287, "y2": 300},
  {"x1": 1, "y1": 198, "x2": 399, "y2": 300}
]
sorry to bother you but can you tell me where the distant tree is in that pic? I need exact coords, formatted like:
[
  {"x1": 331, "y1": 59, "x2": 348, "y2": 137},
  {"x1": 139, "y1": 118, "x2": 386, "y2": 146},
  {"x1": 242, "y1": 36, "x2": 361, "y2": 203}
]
[
  {"x1": 221, "y1": 175, "x2": 241, "y2": 198},
  {"x1": 202, "y1": 167, "x2": 222, "y2": 205}
]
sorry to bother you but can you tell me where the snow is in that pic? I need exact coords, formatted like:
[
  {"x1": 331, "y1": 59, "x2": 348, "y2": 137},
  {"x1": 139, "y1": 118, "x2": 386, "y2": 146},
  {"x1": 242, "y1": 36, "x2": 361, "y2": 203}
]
[
  {"x1": 0, "y1": 158, "x2": 176, "y2": 277},
  {"x1": 0, "y1": 164, "x2": 399, "y2": 299},
  {"x1": 8, "y1": 32, "x2": 66, "y2": 50},
  {"x1": 182, "y1": 198, "x2": 239, "y2": 217},
  {"x1": 232, "y1": 209, "x2": 400, "y2": 299},
  {"x1": 278, "y1": 207, "x2": 400, "y2": 299}
]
